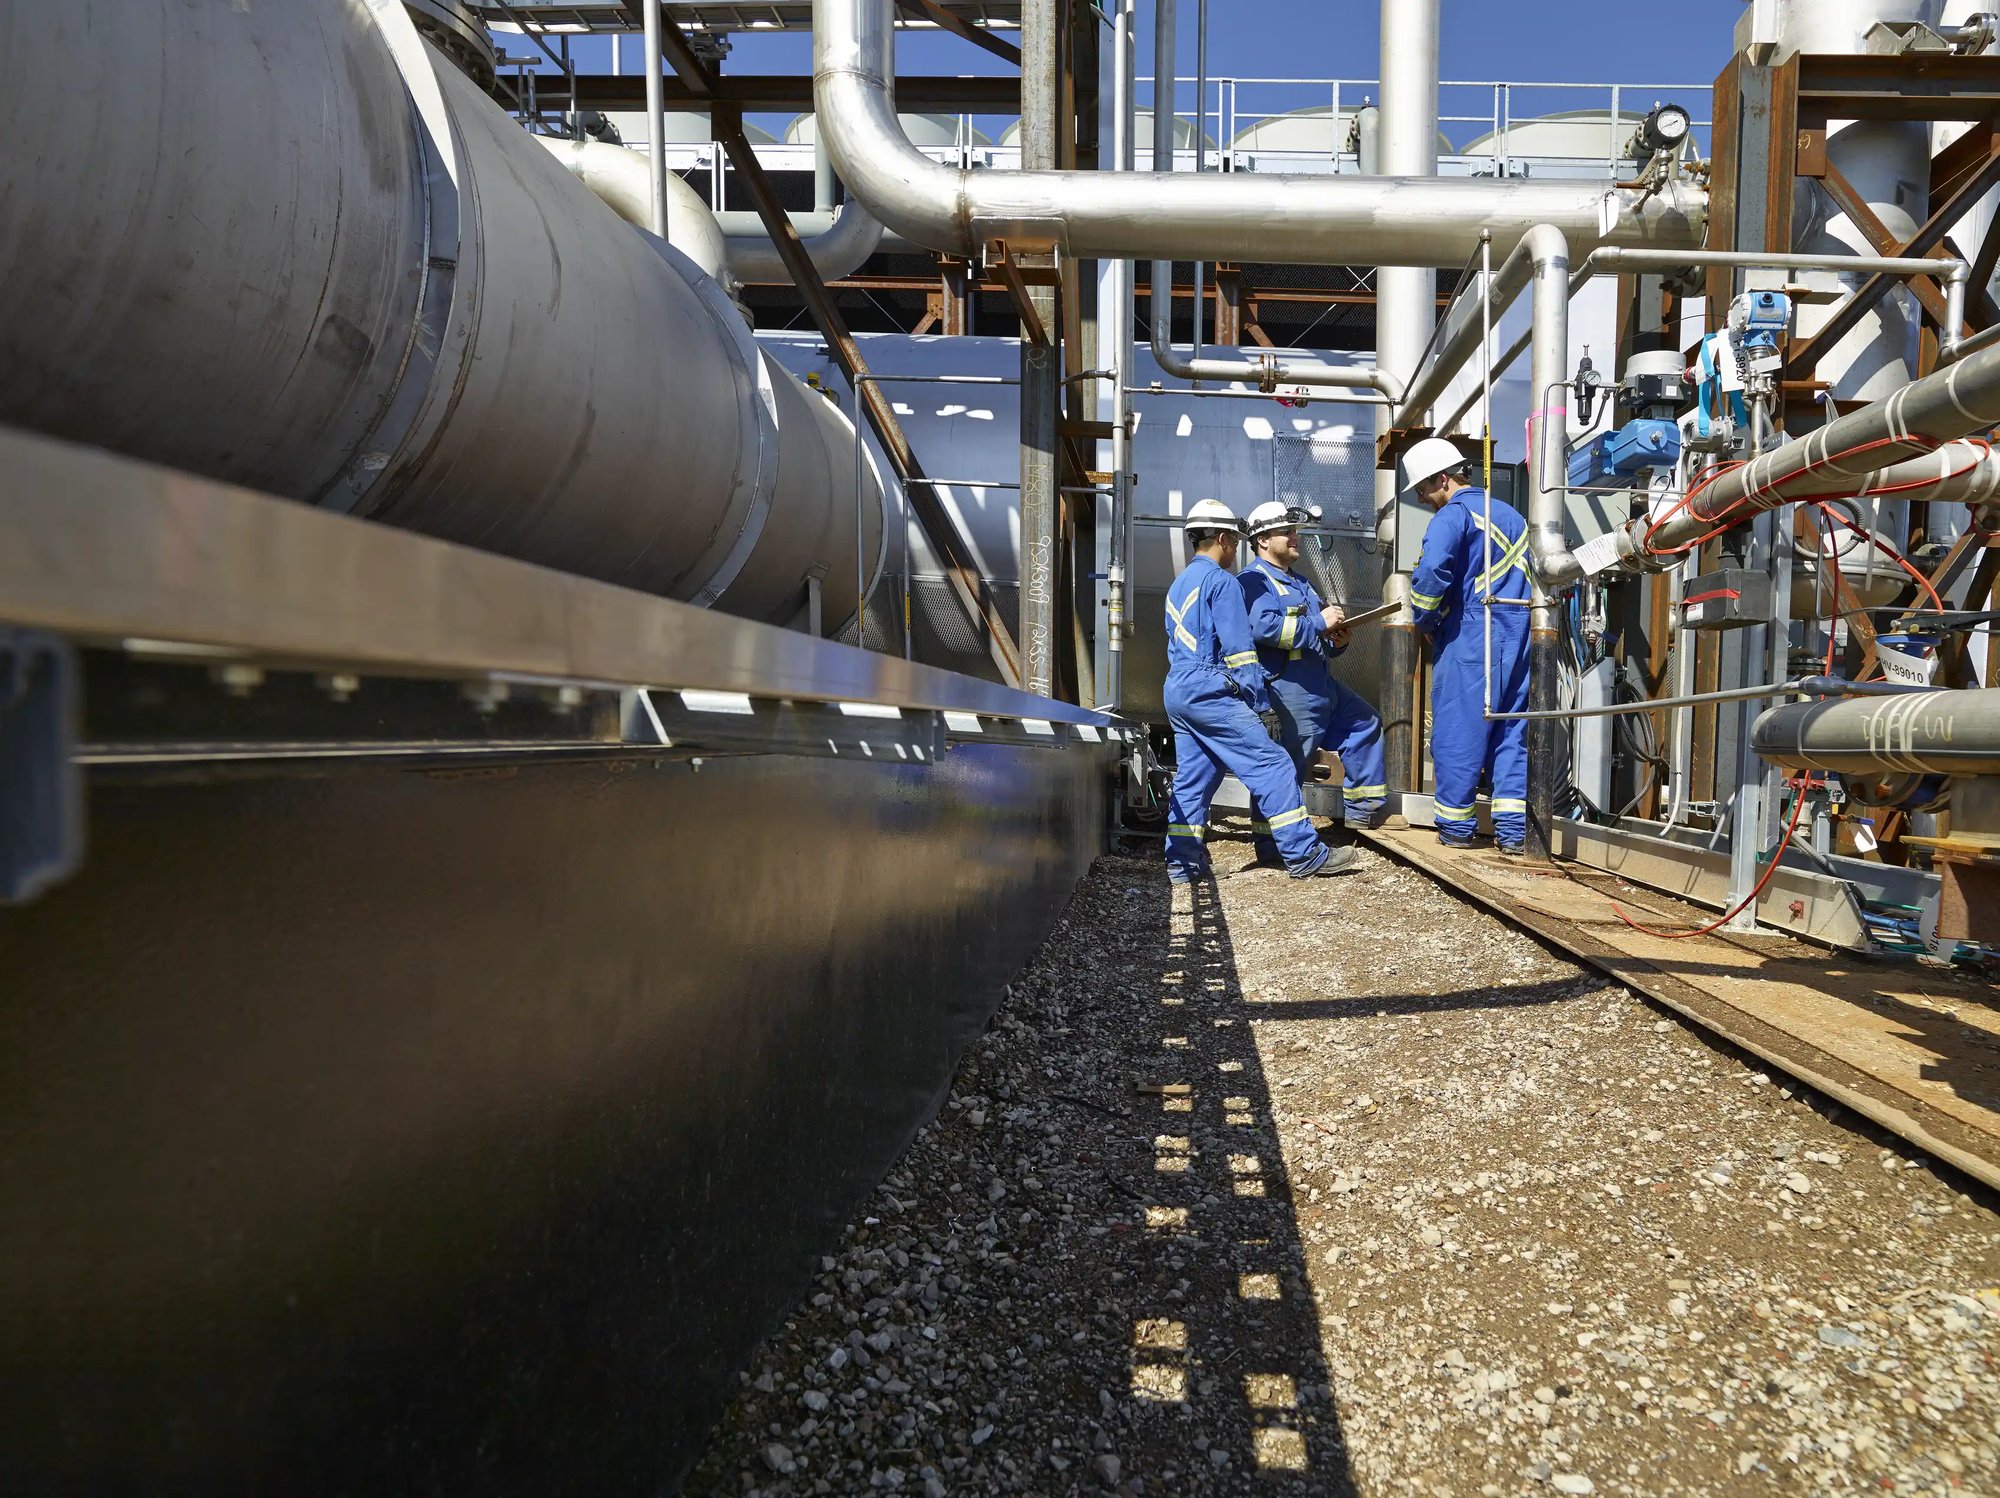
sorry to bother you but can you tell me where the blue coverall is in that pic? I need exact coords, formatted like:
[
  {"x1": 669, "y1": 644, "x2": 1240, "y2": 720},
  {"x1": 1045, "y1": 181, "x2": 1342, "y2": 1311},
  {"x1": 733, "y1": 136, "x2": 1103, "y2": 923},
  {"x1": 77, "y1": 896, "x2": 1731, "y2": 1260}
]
[
  {"x1": 1409, "y1": 488, "x2": 1531, "y2": 847},
  {"x1": 1238, "y1": 557, "x2": 1389, "y2": 851},
  {"x1": 1162, "y1": 555, "x2": 1330, "y2": 880}
]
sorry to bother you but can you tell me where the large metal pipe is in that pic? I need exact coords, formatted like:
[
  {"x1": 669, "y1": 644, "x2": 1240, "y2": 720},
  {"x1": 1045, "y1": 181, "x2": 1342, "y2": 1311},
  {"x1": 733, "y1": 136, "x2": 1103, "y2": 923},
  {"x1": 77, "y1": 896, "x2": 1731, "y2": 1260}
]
[
  {"x1": 811, "y1": 0, "x2": 1704, "y2": 267},
  {"x1": 1018, "y1": 0, "x2": 1059, "y2": 694},
  {"x1": 1753, "y1": 688, "x2": 2000, "y2": 777},
  {"x1": 0, "y1": 0, "x2": 883, "y2": 632}
]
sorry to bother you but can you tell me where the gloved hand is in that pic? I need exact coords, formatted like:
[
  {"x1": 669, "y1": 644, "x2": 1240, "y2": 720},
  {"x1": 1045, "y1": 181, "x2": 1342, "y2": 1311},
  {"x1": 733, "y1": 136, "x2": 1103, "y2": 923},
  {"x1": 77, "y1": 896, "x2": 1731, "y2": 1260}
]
[{"x1": 1258, "y1": 708, "x2": 1282, "y2": 742}]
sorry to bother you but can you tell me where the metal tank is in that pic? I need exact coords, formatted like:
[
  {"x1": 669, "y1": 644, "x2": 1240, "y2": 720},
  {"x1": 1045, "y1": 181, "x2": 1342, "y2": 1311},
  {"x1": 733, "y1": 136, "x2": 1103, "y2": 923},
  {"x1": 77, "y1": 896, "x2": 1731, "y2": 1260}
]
[
  {"x1": 1228, "y1": 106, "x2": 1451, "y2": 160},
  {"x1": 0, "y1": 0, "x2": 882, "y2": 633},
  {"x1": 1000, "y1": 113, "x2": 1211, "y2": 153}
]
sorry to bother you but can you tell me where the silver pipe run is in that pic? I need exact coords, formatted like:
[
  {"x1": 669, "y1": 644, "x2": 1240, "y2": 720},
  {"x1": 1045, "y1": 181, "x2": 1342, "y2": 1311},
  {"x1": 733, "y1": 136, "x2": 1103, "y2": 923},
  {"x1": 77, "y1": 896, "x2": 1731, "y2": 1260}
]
[
  {"x1": 1753, "y1": 688, "x2": 2000, "y2": 778},
  {"x1": 1145, "y1": 0, "x2": 1396, "y2": 396},
  {"x1": 1520, "y1": 226, "x2": 1578, "y2": 614},
  {"x1": 811, "y1": 0, "x2": 1705, "y2": 267}
]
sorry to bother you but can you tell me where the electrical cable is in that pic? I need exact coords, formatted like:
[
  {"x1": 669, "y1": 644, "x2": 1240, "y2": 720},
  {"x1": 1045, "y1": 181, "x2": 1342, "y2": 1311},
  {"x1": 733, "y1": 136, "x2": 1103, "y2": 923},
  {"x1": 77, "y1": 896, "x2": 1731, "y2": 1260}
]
[{"x1": 1609, "y1": 776, "x2": 1809, "y2": 940}]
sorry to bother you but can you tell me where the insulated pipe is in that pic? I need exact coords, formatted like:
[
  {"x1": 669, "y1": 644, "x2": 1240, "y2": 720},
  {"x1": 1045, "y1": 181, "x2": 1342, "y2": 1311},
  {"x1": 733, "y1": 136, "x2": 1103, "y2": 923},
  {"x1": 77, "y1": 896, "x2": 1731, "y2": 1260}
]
[
  {"x1": 535, "y1": 135, "x2": 732, "y2": 282},
  {"x1": 1374, "y1": 0, "x2": 1442, "y2": 806},
  {"x1": 721, "y1": 9, "x2": 892, "y2": 285},
  {"x1": 725, "y1": 200, "x2": 886, "y2": 284},
  {"x1": 1633, "y1": 335, "x2": 2000, "y2": 558},
  {"x1": 1143, "y1": 1, "x2": 1399, "y2": 397},
  {"x1": 1520, "y1": 224, "x2": 1572, "y2": 859},
  {"x1": 545, "y1": 136, "x2": 883, "y2": 287},
  {"x1": 0, "y1": 0, "x2": 884, "y2": 631},
  {"x1": 811, "y1": 0, "x2": 1705, "y2": 267},
  {"x1": 1752, "y1": 688, "x2": 2000, "y2": 777}
]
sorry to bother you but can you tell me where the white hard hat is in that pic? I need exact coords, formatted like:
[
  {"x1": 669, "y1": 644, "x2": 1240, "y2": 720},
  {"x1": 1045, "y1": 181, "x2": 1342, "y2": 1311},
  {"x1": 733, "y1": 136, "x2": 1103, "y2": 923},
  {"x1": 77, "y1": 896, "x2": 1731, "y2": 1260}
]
[
  {"x1": 1400, "y1": 436, "x2": 1471, "y2": 494},
  {"x1": 1245, "y1": 500, "x2": 1321, "y2": 538},
  {"x1": 1181, "y1": 497, "x2": 1244, "y2": 537}
]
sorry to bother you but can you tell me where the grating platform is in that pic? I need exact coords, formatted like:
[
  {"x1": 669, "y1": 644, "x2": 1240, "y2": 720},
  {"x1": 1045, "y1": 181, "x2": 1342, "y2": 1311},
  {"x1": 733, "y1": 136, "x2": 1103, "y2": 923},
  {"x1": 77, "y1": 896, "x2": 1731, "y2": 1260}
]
[{"x1": 1361, "y1": 827, "x2": 2000, "y2": 1192}]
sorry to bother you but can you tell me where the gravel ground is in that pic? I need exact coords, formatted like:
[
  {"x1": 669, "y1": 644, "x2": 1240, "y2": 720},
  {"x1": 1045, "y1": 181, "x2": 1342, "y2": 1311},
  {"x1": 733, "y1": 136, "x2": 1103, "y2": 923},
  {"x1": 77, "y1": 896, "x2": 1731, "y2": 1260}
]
[{"x1": 687, "y1": 827, "x2": 2000, "y2": 1497}]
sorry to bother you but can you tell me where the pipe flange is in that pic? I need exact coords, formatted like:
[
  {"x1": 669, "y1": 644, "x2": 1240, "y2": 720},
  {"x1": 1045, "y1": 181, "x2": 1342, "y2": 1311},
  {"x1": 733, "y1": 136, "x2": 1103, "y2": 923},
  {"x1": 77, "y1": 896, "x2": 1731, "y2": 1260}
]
[{"x1": 402, "y1": 0, "x2": 496, "y2": 89}]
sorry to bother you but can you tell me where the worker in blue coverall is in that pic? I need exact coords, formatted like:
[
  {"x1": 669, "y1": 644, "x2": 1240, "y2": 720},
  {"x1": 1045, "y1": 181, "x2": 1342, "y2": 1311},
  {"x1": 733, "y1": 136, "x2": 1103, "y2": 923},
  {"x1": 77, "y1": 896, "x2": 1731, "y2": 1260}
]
[
  {"x1": 1401, "y1": 437, "x2": 1530, "y2": 854},
  {"x1": 1238, "y1": 501, "x2": 1390, "y2": 861},
  {"x1": 1162, "y1": 499, "x2": 1358, "y2": 882}
]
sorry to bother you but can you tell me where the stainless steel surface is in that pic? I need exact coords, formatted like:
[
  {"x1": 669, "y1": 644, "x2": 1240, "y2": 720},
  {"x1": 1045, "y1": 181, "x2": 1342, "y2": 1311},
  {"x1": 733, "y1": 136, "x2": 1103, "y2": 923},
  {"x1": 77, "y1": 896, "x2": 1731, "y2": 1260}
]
[
  {"x1": 0, "y1": 0, "x2": 886, "y2": 634},
  {"x1": 1521, "y1": 226, "x2": 1579, "y2": 611},
  {"x1": 1552, "y1": 819, "x2": 1870, "y2": 949},
  {"x1": 813, "y1": 0, "x2": 1706, "y2": 266},
  {"x1": 1753, "y1": 687, "x2": 2000, "y2": 776},
  {"x1": 535, "y1": 134, "x2": 730, "y2": 278},
  {"x1": 0, "y1": 734, "x2": 1105, "y2": 1493},
  {"x1": 1017, "y1": 0, "x2": 1059, "y2": 695},
  {"x1": 0, "y1": 426, "x2": 1104, "y2": 728}
]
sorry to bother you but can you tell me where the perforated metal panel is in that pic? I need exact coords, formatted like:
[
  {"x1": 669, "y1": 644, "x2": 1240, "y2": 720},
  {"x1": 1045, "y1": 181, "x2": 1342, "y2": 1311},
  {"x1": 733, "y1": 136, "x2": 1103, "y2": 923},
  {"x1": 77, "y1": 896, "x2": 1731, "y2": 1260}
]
[{"x1": 1274, "y1": 433, "x2": 1375, "y2": 539}]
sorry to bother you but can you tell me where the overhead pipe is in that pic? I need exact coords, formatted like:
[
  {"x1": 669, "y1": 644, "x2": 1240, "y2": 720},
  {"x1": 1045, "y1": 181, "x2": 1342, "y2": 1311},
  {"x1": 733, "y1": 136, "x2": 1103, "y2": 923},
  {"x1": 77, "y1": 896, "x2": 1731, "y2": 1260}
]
[
  {"x1": 1146, "y1": 0, "x2": 1397, "y2": 397},
  {"x1": 535, "y1": 134, "x2": 732, "y2": 282},
  {"x1": 1753, "y1": 688, "x2": 2000, "y2": 778},
  {"x1": 810, "y1": 0, "x2": 1705, "y2": 268}
]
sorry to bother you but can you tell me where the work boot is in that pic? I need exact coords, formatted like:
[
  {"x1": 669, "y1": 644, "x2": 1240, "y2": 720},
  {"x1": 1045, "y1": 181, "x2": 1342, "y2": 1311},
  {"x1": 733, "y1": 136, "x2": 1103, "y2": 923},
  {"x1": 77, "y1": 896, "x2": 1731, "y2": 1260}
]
[
  {"x1": 1496, "y1": 841, "x2": 1527, "y2": 859},
  {"x1": 1291, "y1": 843, "x2": 1359, "y2": 878}
]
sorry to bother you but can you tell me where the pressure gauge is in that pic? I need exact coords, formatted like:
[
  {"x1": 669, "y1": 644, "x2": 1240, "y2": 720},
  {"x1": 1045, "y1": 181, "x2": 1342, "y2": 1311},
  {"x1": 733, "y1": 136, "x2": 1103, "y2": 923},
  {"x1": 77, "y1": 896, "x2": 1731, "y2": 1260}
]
[{"x1": 1637, "y1": 103, "x2": 1692, "y2": 156}]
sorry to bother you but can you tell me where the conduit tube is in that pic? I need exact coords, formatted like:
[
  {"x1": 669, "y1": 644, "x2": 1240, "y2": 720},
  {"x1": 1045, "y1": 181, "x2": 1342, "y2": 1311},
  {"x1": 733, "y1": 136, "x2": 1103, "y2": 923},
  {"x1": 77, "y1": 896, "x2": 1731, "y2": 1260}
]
[
  {"x1": 811, "y1": 0, "x2": 1705, "y2": 266},
  {"x1": 1145, "y1": 0, "x2": 1398, "y2": 398},
  {"x1": 1753, "y1": 688, "x2": 2000, "y2": 777},
  {"x1": 0, "y1": 0, "x2": 883, "y2": 630}
]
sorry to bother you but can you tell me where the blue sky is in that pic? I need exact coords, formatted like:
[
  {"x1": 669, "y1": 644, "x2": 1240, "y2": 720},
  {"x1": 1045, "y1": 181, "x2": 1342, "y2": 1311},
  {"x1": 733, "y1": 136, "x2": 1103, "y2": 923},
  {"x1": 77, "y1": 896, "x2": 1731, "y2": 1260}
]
[{"x1": 557, "y1": 2, "x2": 1746, "y2": 143}]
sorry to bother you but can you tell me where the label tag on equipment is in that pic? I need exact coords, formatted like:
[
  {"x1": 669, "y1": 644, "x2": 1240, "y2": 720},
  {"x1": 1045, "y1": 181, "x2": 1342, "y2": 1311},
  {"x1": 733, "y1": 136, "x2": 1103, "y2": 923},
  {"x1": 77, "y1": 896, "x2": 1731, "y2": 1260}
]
[{"x1": 1573, "y1": 531, "x2": 1625, "y2": 578}]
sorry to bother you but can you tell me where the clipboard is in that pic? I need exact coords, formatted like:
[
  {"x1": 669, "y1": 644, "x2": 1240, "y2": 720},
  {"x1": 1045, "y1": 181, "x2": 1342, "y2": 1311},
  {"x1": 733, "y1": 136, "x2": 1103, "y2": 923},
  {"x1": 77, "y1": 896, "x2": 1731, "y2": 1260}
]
[{"x1": 1331, "y1": 599, "x2": 1404, "y2": 629}]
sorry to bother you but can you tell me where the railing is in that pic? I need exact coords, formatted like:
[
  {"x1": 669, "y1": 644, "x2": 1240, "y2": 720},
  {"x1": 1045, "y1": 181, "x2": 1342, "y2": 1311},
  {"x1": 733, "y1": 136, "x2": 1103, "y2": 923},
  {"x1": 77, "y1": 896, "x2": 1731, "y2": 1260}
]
[{"x1": 1137, "y1": 75, "x2": 1712, "y2": 178}]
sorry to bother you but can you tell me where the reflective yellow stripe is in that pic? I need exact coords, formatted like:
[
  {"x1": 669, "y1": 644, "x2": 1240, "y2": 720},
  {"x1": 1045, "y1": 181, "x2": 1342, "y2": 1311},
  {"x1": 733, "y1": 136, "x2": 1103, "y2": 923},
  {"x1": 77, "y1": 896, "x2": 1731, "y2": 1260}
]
[
  {"x1": 1167, "y1": 822, "x2": 1207, "y2": 839},
  {"x1": 1343, "y1": 784, "x2": 1387, "y2": 799},
  {"x1": 1223, "y1": 650, "x2": 1258, "y2": 668},
  {"x1": 1475, "y1": 531, "x2": 1530, "y2": 592},
  {"x1": 1490, "y1": 798, "x2": 1527, "y2": 813},
  {"x1": 1266, "y1": 806, "x2": 1310, "y2": 829},
  {"x1": 1175, "y1": 625, "x2": 1199, "y2": 650},
  {"x1": 1433, "y1": 800, "x2": 1476, "y2": 820},
  {"x1": 1278, "y1": 614, "x2": 1299, "y2": 648},
  {"x1": 1409, "y1": 589, "x2": 1444, "y2": 611}
]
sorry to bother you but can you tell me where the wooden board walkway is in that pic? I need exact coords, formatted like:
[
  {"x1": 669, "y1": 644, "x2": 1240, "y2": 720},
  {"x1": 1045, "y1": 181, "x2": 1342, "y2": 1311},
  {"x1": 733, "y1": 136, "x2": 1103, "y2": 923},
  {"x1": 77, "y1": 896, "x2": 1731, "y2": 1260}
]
[{"x1": 1360, "y1": 827, "x2": 2000, "y2": 1190}]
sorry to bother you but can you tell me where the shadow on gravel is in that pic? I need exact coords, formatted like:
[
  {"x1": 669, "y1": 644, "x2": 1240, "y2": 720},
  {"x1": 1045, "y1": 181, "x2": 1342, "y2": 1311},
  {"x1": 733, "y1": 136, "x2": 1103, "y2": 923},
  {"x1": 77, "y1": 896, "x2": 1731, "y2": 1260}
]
[
  {"x1": 1112, "y1": 873, "x2": 1356, "y2": 1494},
  {"x1": 1241, "y1": 977, "x2": 1588, "y2": 1023}
]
